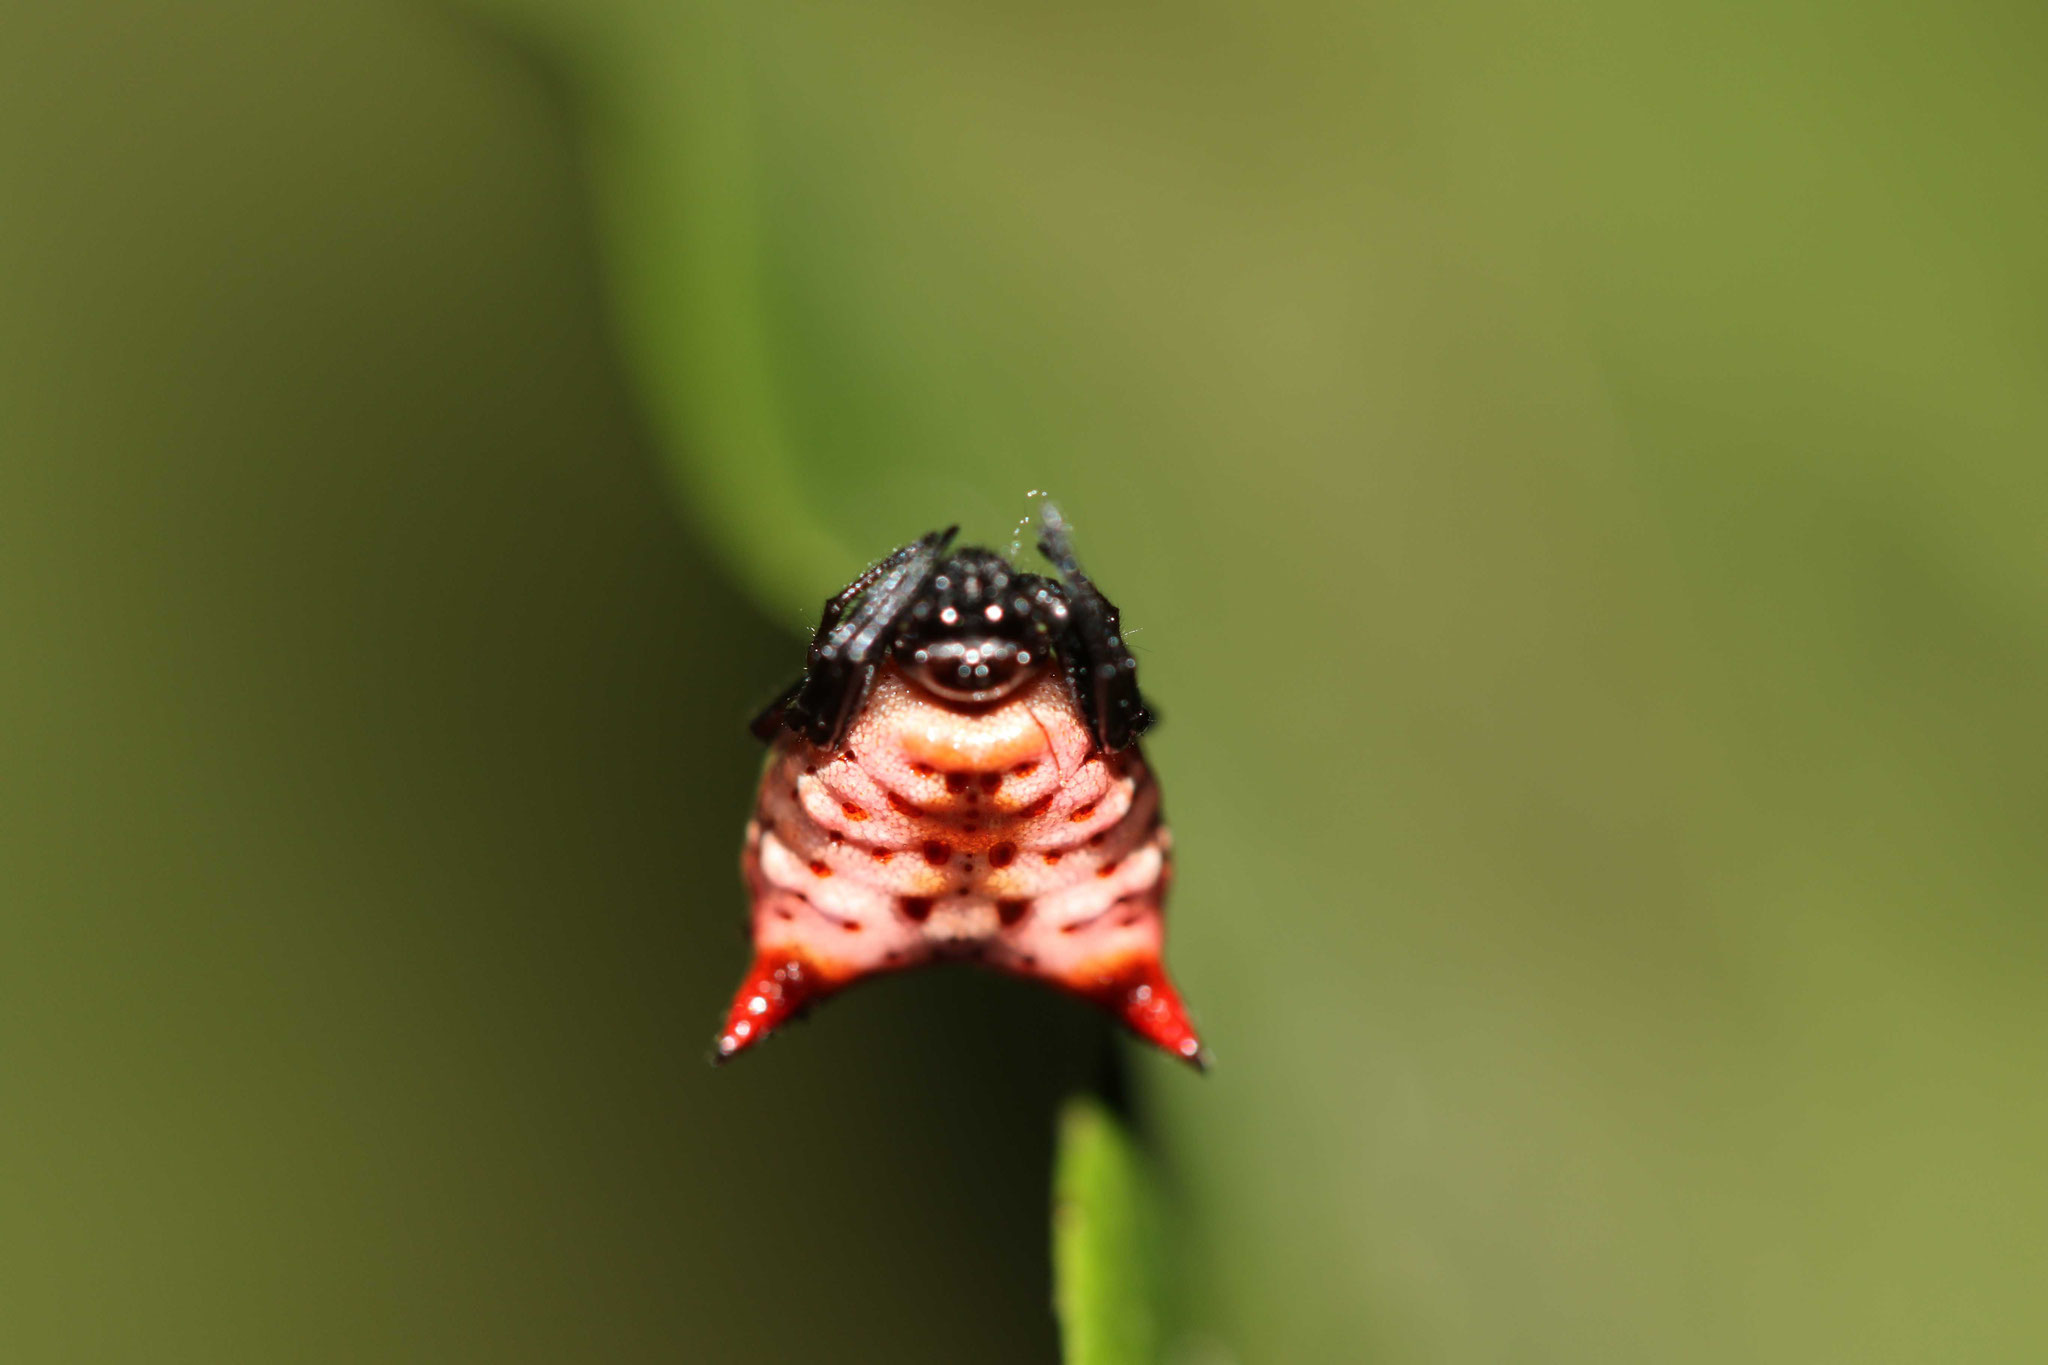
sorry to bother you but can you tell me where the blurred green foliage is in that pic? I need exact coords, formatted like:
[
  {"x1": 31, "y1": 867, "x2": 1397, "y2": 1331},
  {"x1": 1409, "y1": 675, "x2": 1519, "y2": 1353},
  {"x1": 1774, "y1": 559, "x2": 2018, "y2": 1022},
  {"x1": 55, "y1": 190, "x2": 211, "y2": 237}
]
[
  {"x1": 1, "y1": 5, "x2": 1092, "y2": 1362},
  {"x1": 6, "y1": 1, "x2": 2048, "y2": 1362}
]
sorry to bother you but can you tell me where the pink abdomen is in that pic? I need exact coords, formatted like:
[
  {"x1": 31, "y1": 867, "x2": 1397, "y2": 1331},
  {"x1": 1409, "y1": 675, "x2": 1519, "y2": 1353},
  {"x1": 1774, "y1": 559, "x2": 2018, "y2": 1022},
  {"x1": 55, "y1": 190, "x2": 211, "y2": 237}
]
[{"x1": 726, "y1": 667, "x2": 1197, "y2": 1062}]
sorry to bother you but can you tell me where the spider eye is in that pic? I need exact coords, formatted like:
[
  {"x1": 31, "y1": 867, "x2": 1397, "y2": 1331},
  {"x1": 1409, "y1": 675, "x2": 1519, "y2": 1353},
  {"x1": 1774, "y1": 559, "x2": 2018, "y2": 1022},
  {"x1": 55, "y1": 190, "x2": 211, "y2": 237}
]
[{"x1": 903, "y1": 637, "x2": 1039, "y2": 704}]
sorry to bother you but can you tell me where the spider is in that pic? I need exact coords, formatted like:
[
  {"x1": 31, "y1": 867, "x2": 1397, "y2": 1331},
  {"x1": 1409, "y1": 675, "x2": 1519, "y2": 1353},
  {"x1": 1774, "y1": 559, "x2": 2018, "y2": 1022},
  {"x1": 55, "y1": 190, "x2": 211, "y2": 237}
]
[{"x1": 719, "y1": 504, "x2": 1204, "y2": 1068}]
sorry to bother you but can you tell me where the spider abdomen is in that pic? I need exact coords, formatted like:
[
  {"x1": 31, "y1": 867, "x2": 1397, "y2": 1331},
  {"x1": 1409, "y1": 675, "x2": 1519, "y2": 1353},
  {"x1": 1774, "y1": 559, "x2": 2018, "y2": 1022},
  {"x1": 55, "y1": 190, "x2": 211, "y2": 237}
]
[
  {"x1": 723, "y1": 667, "x2": 1199, "y2": 1064},
  {"x1": 716, "y1": 511, "x2": 1202, "y2": 1067}
]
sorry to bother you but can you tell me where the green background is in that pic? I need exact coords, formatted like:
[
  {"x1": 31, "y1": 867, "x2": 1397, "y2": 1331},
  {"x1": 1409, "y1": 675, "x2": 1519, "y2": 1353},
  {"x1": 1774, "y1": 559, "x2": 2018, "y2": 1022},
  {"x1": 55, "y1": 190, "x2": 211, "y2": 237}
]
[{"x1": 4, "y1": 2, "x2": 2045, "y2": 1361}]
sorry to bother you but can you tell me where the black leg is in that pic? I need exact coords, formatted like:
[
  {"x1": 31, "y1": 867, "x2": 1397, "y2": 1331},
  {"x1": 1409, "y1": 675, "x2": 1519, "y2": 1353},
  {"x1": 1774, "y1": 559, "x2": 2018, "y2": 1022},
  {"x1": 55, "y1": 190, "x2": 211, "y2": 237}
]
[
  {"x1": 1038, "y1": 511, "x2": 1153, "y2": 751},
  {"x1": 753, "y1": 526, "x2": 958, "y2": 749}
]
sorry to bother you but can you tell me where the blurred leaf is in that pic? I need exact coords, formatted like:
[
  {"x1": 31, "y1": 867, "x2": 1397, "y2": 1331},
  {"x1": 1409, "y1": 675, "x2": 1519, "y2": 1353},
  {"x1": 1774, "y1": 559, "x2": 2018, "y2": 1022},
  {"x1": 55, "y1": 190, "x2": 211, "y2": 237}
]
[
  {"x1": 1053, "y1": 1098, "x2": 1159, "y2": 1365},
  {"x1": 457, "y1": 0, "x2": 2048, "y2": 1360},
  {"x1": 0, "y1": 4, "x2": 1087, "y2": 1360}
]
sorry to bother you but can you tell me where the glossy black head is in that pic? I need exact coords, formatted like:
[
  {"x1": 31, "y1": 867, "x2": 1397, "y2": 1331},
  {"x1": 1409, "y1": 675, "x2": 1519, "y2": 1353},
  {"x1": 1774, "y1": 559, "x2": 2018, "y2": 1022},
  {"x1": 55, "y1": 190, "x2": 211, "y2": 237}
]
[
  {"x1": 889, "y1": 547, "x2": 1051, "y2": 704},
  {"x1": 751, "y1": 509, "x2": 1154, "y2": 752}
]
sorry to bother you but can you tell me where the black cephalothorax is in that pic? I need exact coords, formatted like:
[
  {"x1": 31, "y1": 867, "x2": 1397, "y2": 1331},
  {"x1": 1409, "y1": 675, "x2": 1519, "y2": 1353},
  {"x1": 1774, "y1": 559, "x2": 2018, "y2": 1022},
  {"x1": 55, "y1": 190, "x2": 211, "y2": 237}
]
[{"x1": 751, "y1": 510, "x2": 1154, "y2": 752}]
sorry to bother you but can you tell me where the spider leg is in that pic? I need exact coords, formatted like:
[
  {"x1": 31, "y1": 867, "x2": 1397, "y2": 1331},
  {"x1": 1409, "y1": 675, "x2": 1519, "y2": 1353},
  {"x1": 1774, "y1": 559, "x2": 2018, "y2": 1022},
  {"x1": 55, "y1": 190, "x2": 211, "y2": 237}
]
[
  {"x1": 753, "y1": 526, "x2": 958, "y2": 749},
  {"x1": 1036, "y1": 508, "x2": 1153, "y2": 750},
  {"x1": 747, "y1": 676, "x2": 808, "y2": 742},
  {"x1": 816, "y1": 533, "x2": 931, "y2": 637},
  {"x1": 815, "y1": 526, "x2": 955, "y2": 665},
  {"x1": 750, "y1": 537, "x2": 926, "y2": 740}
]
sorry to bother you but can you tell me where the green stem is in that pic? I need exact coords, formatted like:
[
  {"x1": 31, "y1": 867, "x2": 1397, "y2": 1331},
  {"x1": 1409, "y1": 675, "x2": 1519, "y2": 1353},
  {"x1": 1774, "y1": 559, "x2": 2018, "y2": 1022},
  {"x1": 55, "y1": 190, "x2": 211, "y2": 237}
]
[{"x1": 1053, "y1": 1079, "x2": 1163, "y2": 1365}]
